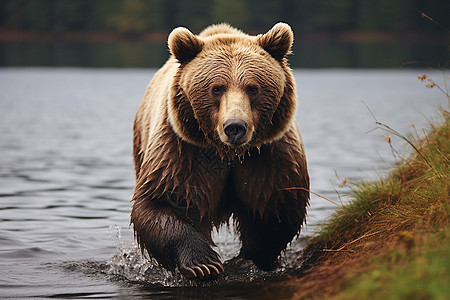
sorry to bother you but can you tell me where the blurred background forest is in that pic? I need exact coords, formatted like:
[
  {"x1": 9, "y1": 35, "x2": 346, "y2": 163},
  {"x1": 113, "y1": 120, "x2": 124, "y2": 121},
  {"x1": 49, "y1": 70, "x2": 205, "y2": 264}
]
[{"x1": 0, "y1": 0, "x2": 448, "y2": 68}]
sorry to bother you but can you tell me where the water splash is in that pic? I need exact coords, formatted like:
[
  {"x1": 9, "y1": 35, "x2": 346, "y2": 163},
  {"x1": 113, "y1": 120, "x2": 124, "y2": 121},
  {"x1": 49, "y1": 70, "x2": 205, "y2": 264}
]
[
  {"x1": 106, "y1": 223, "x2": 307, "y2": 287},
  {"x1": 106, "y1": 225, "x2": 152, "y2": 282},
  {"x1": 106, "y1": 225, "x2": 202, "y2": 286}
]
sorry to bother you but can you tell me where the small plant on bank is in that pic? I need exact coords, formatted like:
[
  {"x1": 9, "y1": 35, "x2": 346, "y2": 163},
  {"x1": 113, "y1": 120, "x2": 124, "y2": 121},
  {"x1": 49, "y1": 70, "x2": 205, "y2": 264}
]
[{"x1": 294, "y1": 72, "x2": 449, "y2": 299}]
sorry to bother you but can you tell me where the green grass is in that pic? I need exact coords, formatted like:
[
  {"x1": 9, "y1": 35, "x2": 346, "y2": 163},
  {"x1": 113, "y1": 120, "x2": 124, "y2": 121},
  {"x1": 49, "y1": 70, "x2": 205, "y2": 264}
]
[
  {"x1": 334, "y1": 228, "x2": 450, "y2": 300},
  {"x1": 302, "y1": 109, "x2": 449, "y2": 300}
]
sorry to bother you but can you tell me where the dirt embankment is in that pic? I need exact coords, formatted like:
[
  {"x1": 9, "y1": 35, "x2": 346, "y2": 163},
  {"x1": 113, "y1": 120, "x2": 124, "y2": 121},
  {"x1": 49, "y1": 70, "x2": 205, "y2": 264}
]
[
  {"x1": 273, "y1": 102, "x2": 449, "y2": 299},
  {"x1": 293, "y1": 108, "x2": 448, "y2": 299}
]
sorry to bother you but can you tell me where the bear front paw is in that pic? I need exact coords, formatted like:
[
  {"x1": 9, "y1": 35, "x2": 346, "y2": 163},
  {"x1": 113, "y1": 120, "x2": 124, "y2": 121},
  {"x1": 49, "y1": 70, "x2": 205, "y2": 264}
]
[
  {"x1": 175, "y1": 237, "x2": 225, "y2": 281},
  {"x1": 179, "y1": 261, "x2": 225, "y2": 280}
]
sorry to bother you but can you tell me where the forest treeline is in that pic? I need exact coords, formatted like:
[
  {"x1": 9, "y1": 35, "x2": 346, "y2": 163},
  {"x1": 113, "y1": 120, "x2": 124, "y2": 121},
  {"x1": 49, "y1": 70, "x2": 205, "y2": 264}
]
[{"x1": 0, "y1": 0, "x2": 448, "y2": 38}]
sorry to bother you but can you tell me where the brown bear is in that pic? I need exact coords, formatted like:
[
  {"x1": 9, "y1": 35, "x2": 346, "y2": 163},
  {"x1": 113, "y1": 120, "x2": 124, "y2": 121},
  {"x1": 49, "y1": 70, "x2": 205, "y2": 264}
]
[{"x1": 131, "y1": 23, "x2": 309, "y2": 281}]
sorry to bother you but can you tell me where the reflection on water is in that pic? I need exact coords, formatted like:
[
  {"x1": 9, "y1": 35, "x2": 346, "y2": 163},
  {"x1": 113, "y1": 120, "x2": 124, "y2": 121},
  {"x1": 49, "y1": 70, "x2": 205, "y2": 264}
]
[
  {"x1": 0, "y1": 40, "x2": 447, "y2": 68},
  {"x1": 0, "y1": 68, "x2": 446, "y2": 298}
]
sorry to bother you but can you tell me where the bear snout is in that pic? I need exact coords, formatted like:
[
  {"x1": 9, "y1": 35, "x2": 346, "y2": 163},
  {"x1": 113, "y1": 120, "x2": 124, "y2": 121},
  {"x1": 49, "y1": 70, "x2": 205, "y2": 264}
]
[{"x1": 223, "y1": 119, "x2": 247, "y2": 144}]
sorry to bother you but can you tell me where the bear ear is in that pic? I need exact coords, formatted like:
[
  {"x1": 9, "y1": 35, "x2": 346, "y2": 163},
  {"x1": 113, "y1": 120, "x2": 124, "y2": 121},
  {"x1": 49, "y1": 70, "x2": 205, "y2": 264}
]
[
  {"x1": 258, "y1": 23, "x2": 294, "y2": 61},
  {"x1": 168, "y1": 27, "x2": 204, "y2": 64}
]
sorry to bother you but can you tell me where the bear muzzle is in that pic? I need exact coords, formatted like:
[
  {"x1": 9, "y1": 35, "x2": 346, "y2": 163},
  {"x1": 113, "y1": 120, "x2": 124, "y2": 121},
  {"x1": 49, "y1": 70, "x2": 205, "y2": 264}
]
[{"x1": 223, "y1": 119, "x2": 248, "y2": 145}]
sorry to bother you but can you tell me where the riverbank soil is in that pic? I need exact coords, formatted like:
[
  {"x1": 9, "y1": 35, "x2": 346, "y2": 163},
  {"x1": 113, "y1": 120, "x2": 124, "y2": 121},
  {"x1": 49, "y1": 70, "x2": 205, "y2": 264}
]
[{"x1": 282, "y1": 110, "x2": 449, "y2": 299}]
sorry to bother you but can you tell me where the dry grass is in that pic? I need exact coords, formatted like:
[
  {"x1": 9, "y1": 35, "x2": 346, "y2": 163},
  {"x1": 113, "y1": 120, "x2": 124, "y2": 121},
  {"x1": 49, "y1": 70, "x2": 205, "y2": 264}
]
[{"x1": 284, "y1": 81, "x2": 449, "y2": 299}]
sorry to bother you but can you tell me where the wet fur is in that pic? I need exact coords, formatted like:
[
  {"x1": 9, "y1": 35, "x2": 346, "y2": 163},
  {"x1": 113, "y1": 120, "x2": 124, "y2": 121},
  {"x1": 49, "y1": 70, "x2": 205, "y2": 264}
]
[{"x1": 131, "y1": 23, "x2": 309, "y2": 279}]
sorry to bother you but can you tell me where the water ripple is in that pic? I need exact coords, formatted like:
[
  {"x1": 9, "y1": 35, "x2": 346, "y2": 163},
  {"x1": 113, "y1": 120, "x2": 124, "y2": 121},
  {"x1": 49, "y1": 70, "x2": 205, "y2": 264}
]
[{"x1": 0, "y1": 68, "x2": 445, "y2": 298}]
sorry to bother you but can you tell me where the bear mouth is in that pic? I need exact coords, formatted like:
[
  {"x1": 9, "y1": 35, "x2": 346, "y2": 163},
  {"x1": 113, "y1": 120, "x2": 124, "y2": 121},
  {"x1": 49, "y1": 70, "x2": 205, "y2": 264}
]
[
  {"x1": 223, "y1": 145, "x2": 251, "y2": 161},
  {"x1": 215, "y1": 136, "x2": 257, "y2": 161},
  {"x1": 207, "y1": 129, "x2": 257, "y2": 161}
]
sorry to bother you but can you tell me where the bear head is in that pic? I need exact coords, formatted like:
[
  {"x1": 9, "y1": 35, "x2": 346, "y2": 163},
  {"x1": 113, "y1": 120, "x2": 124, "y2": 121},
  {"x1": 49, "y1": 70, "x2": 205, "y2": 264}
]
[{"x1": 167, "y1": 23, "x2": 296, "y2": 159}]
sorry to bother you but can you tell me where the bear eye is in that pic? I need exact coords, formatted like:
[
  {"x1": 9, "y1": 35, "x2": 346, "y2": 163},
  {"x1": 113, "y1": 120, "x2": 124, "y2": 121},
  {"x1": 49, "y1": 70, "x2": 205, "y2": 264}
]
[
  {"x1": 211, "y1": 85, "x2": 225, "y2": 96},
  {"x1": 246, "y1": 85, "x2": 259, "y2": 96}
]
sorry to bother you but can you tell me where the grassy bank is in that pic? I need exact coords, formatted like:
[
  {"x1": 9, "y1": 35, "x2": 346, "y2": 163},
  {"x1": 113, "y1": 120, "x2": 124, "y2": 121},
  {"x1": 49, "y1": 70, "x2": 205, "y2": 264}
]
[{"x1": 288, "y1": 101, "x2": 449, "y2": 299}]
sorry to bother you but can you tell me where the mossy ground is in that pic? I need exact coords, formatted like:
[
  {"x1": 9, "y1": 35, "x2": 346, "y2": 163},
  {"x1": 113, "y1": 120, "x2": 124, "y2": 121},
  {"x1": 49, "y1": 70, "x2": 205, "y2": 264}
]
[{"x1": 284, "y1": 108, "x2": 449, "y2": 299}]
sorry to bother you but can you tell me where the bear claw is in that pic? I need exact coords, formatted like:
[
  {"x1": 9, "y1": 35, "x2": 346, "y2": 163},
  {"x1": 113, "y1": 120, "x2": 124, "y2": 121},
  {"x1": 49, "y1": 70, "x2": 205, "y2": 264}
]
[
  {"x1": 180, "y1": 262, "x2": 225, "y2": 280},
  {"x1": 184, "y1": 267, "x2": 198, "y2": 278},
  {"x1": 211, "y1": 262, "x2": 225, "y2": 274},
  {"x1": 207, "y1": 264, "x2": 219, "y2": 275},
  {"x1": 193, "y1": 266, "x2": 205, "y2": 277},
  {"x1": 201, "y1": 264, "x2": 211, "y2": 275}
]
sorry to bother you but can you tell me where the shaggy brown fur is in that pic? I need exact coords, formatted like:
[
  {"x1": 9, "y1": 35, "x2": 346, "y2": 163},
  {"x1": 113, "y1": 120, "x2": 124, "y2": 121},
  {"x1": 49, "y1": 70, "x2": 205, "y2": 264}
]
[{"x1": 131, "y1": 23, "x2": 309, "y2": 281}]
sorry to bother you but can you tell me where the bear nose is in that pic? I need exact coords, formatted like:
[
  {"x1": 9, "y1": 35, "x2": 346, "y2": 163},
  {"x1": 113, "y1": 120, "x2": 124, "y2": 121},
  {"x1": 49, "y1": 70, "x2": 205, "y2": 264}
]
[{"x1": 223, "y1": 119, "x2": 247, "y2": 144}]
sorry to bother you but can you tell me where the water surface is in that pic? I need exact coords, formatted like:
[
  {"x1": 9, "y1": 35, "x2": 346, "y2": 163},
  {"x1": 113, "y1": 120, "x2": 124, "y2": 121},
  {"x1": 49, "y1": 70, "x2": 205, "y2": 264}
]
[
  {"x1": 0, "y1": 68, "x2": 446, "y2": 298},
  {"x1": 0, "y1": 40, "x2": 447, "y2": 68}
]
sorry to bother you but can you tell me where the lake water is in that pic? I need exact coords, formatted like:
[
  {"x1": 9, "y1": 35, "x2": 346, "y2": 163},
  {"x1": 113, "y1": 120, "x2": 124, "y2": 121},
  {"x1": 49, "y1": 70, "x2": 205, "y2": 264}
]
[
  {"x1": 0, "y1": 68, "x2": 446, "y2": 299},
  {"x1": 1, "y1": 40, "x2": 448, "y2": 69}
]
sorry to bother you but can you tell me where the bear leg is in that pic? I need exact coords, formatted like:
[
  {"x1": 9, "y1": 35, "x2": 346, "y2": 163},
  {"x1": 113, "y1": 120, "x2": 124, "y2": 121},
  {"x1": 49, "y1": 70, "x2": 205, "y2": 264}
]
[
  {"x1": 236, "y1": 210, "x2": 300, "y2": 271},
  {"x1": 131, "y1": 199, "x2": 224, "y2": 280}
]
